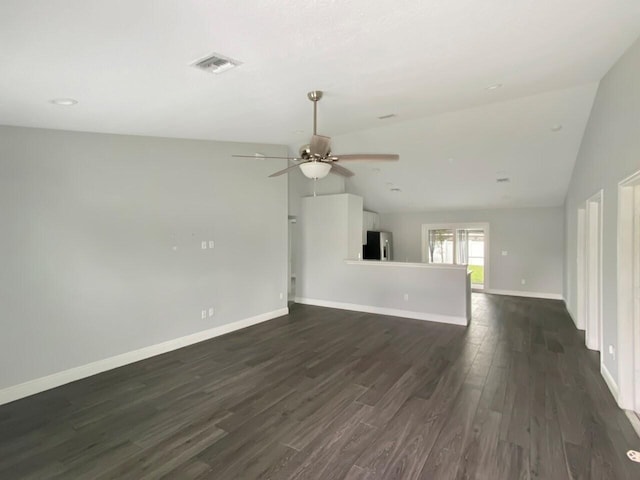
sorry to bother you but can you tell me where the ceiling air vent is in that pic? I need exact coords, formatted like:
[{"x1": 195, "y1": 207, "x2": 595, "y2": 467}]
[
  {"x1": 191, "y1": 52, "x2": 241, "y2": 74},
  {"x1": 496, "y1": 177, "x2": 510, "y2": 183}
]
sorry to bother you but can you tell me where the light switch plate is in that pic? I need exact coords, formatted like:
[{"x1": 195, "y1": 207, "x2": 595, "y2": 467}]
[
  {"x1": 209, "y1": 240, "x2": 215, "y2": 249},
  {"x1": 201, "y1": 241, "x2": 207, "y2": 249}
]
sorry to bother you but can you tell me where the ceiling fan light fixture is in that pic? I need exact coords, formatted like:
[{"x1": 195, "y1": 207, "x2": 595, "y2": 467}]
[{"x1": 300, "y1": 162, "x2": 331, "y2": 179}]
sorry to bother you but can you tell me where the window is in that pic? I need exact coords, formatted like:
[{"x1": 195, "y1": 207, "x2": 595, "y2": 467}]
[
  {"x1": 427, "y1": 229, "x2": 454, "y2": 263},
  {"x1": 422, "y1": 223, "x2": 489, "y2": 289}
]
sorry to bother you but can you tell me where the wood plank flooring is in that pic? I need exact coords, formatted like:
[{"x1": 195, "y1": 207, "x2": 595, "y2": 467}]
[{"x1": 1, "y1": 294, "x2": 639, "y2": 479}]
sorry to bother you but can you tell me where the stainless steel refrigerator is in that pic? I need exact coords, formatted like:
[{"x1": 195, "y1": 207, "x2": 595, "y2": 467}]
[{"x1": 363, "y1": 231, "x2": 393, "y2": 261}]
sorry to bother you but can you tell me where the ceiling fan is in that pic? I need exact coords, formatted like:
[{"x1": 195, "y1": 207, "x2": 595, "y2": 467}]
[{"x1": 233, "y1": 90, "x2": 399, "y2": 179}]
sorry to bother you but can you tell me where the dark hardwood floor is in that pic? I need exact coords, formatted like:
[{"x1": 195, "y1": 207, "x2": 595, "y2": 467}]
[{"x1": 1, "y1": 294, "x2": 639, "y2": 479}]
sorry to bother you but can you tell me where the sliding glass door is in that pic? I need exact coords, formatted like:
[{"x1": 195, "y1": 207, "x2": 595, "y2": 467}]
[
  {"x1": 463, "y1": 229, "x2": 485, "y2": 288},
  {"x1": 423, "y1": 223, "x2": 488, "y2": 289}
]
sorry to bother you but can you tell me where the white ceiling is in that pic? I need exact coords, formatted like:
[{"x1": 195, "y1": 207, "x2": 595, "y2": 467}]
[
  {"x1": 1, "y1": 0, "x2": 639, "y2": 209},
  {"x1": 334, "y1": 83, "x2": 598, "y2": 212}
]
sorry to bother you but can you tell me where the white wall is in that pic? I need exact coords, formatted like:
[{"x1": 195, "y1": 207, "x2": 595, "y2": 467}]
[
  {"x1": 380, "y1": 207, "x2": 564, "y2": 296},
  {"x1": 564, "y1": 36, "x2": 640, "y2": 383},
  {"x1": 288, "y1": 167, "x2": 346, "y2": 217},
  {"x1": 0, "y1": 126, "x2": 289, "y2": 391}
]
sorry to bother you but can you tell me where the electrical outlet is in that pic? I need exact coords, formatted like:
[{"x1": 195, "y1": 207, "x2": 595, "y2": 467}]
[
  {"x1": 404, "y1": 293, "x2": 409, "y2": 301},
  {"x1": 627, "y1": 450, "x2": 640, "y2": 463},
  {"x1": 609, "y1": 344, "x2": 615, "y2": 360},
  {"x1": 201, "y1": 241, "x2": 207, "y2": 250},
  {"x1": 502, "y1": 250, "x2": 508, "y2": 256},
  {"x1": 201, "y1": 309, "x2": 207, "y2": 319},
  {"x1": 208, "y1": 307, "x2": 214, "y2": 317},
  {"x1": 209, "y1": 240, "x2": 215, "y2": 249},
  {"x1": 279, "y1": 292, "x2": 284, "y2": 300},
  {"x1": 521, "y1": 279, "x2": 526, "y2": 285}
]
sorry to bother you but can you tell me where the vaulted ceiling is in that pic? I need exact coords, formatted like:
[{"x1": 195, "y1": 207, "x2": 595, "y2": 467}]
[{"x1": 1, "y1": 0, "x2": 639, "y2": 209}]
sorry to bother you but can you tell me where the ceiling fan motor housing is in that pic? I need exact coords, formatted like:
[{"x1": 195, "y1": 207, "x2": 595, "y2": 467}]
[{"x1": 299, "y1": 144, "x2": 312, "y2": 159}]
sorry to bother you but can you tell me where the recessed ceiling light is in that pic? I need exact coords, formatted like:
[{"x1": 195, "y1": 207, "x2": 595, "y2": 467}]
[
  {"x1": 485, "y1": 83, "x2": 503, "y2": 91},
  {"x1": 49, "y1": 98, "x2": 78, "y2": 106},
  {"x1": 378, "y1": 114, "x2": 397, "y2": 120},
  {"x1": 551, "y1": 124, "x2": 563, "y2": 132}
]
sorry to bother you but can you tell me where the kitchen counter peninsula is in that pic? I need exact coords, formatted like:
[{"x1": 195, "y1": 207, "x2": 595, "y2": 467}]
[{"x1": 294, "y1": 192, "x2": 471, "y2": 326}]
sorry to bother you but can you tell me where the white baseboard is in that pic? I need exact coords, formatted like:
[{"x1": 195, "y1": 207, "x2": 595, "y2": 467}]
[
  {"x1": 295, "y1": 297, "x2": 467, "y2": 326},
  {"x1": 0, "y1": 307, "x2": 288, "y2": 406},
  {"x1": 601, "y1": 362, "x2": 620, "y2": 404},
  {"x1": 624, "y1": 410, "x2": 640, "y2": 439},
  {"x1": 485, "y1": 289, "x2": 563, "y2": 300},
  {"x1": 564, "y1": 301, "x2": 579, "y2": 330}
]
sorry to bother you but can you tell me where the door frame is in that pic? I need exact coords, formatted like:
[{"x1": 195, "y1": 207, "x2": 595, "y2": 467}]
[
  {"x1": 585, "y1": 190, "x2": 603, "y2": 353},
  {"x1": 617, "y1": 170, "x2": 640, "y2": 412},
  {"x1": 576, "y1": 207, "x2": 586, "y2": 330}
]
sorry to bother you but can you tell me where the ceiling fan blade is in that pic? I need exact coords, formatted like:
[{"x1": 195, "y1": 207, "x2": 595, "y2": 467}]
[
  {"x1": 334, "y1": 154, "x2": 400, "y2": 162},
  {"x1": 310, "y1": 135, "x2": 332, "y2": 157},
  {"x1": 268, "y1": 162, "x2": 308, "y2": 178},
  {"x1": 233, "y1": 155, "x2": 297, "y2": 160},
  {"x1": 329, "y1": 163, "x2": 355, "y2": 177}
]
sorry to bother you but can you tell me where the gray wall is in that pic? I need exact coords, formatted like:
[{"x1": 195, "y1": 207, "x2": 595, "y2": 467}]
[
  {"x1": 0, "y1": 126, "x2": 288, "y2": 390},
  {"x1": 380, "y1": 207, "x2": 564, "y2": 295},
  {"x1": 564, "y1": 37, "x2": 640, "y2": 383}
]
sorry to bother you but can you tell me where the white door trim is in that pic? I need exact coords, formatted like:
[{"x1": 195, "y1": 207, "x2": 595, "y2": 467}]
[
  {"x1": 576, "y1": 207, "x2": 586, "y2": 330},
  {"x1": 585, "y1": 190, "x2": 603, "y2": 354},
  {"x1": 617, "y1": 169, "x2": 640, "y2": 412}
]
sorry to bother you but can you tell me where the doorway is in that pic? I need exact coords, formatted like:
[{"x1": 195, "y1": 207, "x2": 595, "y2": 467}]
[
  {"x1": 585, "y1": 191, "x2": 603, "y2": 353},
  {"x1": 288, "y1": 217, "x2": 297, "y2": 301},
  {"x1": 617, "y1": 170, "x2": 640, "y2": 414}
]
